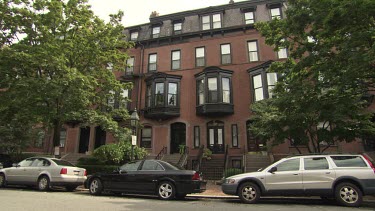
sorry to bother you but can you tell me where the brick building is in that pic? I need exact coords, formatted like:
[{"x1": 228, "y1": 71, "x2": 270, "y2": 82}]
[{"x1": 28, "y1": 0, "x2": 374, "y2": 172}]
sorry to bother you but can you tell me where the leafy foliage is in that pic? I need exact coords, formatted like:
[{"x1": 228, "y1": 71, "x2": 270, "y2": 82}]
[
  {"x1": 224, "y1": 168, "x2": 243, "y2": 178},
  {"x1": 0, "y1": 0, "x2": 135, "y2": 148},
  {"x1": 252, "y1": 0, "x2": 375, "y2": 153}
]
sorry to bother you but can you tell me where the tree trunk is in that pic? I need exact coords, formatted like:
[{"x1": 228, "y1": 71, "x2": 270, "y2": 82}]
[{"x1": 52, "y1": 119, "x2": 62, "y2": 147}]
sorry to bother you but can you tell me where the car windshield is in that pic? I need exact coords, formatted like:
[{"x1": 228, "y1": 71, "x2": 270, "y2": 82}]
[{"x1": 52, "y1": 159, "x2": 75, "y2": 167}]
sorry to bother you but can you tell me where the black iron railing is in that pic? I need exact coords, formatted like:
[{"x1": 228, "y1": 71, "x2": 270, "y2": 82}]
[
  {"x1": 177, "y1": 146, "x2": 189, "y2": 168},
  {"x1": 155, "y1": 146, "x2": 167, "y2": 160},
  {"x1": 195, "y1": 145, "x2": 204, "y2": 171}
]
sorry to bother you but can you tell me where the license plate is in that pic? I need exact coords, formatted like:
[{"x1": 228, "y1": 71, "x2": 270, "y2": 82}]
[{"x1": 74, "y1": 171, "x2": 79, "y2": 175}]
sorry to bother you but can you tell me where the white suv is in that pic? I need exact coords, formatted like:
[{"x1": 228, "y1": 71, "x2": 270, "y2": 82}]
[{"x1": 222, "y1": 154, "x2": 375, "y2": 207}]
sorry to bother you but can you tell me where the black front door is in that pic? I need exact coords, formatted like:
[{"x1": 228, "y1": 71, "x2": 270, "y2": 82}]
[
  {"x1": 79, "y1": 127, "x2": 90, "y2": 153},
  {"x1": 94, "y1": 126, "x2": 106, "y2": 149},
  {"x1": 207, "y1": 121, "x2": 224, "y2": 154},
  {"x1": 170, "y1": 122, "x2": 186, "y2": 154}
]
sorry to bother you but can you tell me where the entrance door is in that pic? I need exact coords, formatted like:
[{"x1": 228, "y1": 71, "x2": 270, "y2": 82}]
[
  {"x1": 170, "y1": 122, "x2": 186, "y2": 154},
  {"x1": 207, "y1": 121, "x2": 224, "y2": 154},
  {"x1": 79, "y1": 127, "x2": 90, "y2": 153},
  {"x1": 94, "y1": 126, "x2": 106, "y2": 149},
  {"x1": 246, "y1": 120, "x2": 260, "y2": 152}
]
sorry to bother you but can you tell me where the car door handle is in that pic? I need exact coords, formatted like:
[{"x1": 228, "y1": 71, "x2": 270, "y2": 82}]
[
  {"x1": 325, "y1": 172, "x2": 331, "y2": 174},
  {"x1": 293, "y1": 173, "x2": 299, "y2": 175}
]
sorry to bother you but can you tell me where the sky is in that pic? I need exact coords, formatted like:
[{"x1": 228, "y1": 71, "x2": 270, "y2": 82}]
[{"x1": 88, "y1": 0, "x2": 248, "y2": 27}]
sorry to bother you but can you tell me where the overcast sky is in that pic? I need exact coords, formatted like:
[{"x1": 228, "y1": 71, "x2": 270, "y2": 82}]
[{"x1": 88, "y1": 0, "x2": 248, "y2": 27}]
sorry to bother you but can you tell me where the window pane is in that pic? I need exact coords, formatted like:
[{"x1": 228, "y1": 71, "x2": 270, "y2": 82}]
[
  {"x1": 126, "y1": 57, "x2": 134, "y2": 74},
  {"x1": 271, "y1": 8, "x2": 281, "y2": 19},
  {"x1": 222, "y1": 54, "x2": 231, "y2": 64},
  {"x1": 120, "y1": 161, "x2": 142, "y2": 171},
  {"x1": 142, "y1": 128, "x2": 151, "y2": 137},
  {"x1": 253, "y1": 75, "x2": 262, "y2": 88},
  {"x1": 304, "y1": 157, "x2": 329, "y2": 170},
  {"x1": 130, "y1": 32, "x2": 138, "y2": 40},
  {"x1": 267, "y1": 73, "x2": 277, "y2": 86},
  {"x1": 168, "y1": 83, "x2": 177, "y2": 106},
  {"x1": 198, "y1": 79, "x2": 205, "y2": 105},
  {"x1": 212, "y1": 14, "x2": 221, "y2": 29},
  {"x1": 196, "y1": 47, "x2": 204, "y2": 57},
  {"x1": 212, "y1": 14, "x2": 221, "y2": 22},
  {"x1": 174, "y1": 23, "x2": 182, "y2": 31},
  {"x1": 222, "y1": 78, "x2": 230, "y2": 103},
  {"x1": 202, "y1": 15, "x2": 210, "y2": 30},
  {"x1": 254, "y1": 88, "x2": 264, "y2": 101},
  {"x1": 152, "y1": 26, "x2": 160, "y2": 36},
  {"x1": 276, "y1": 158, "x2": 300, "y2": 171},
  {"x1": 155, "y1": 83, "x2": 164, "y2": 106},
  {"x1": 221, "y1": 44, "x2": 230, "y2": 54},
  {"x1": 248, "y1": 41, "x2": 257, "y2": 51},
  {"x1": 218, "y1": 129, "x2": 223, "y2": 144},
  {"x1": 146, "y1": 86, "x2": 151, "y2": 107},
  {"x1": 149, "y1": 54, "x2": 157, "y2": 63},
  {"x1": 248, "y1": 41, "x2": 258, "y2": 62},
  {"x1": 202, "y1": 16, "x2": 210, "y2": 23},
  {"x1": 232, "y1": 125, "x2": 238, "y2": 147},
  {"x1": 194, "y1": 126, "x2": 200, "y2": 147},
  {"x1": 208, "y1": 78, "x2": 217, "y2": 103},
  {"x1": 172, "y1": 51, "x2": 180, "y2": 60},
  {"x1": 249, "y1": 52, "x2": 258, "y2": 61},
  {"x1": 209, "y1": 129, "x2": 214, "y2": 145},
  {"x1": 278, "y1": 48, "x2": 288, "y2": 59},
  {"x1": 245, "y1": 12, "x2": 254, "y2": 24}
]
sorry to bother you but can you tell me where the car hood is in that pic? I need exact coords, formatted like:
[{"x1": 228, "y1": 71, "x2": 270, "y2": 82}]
[{"x1": 227, "y1": 171, "x2": 265, "y2": 180}]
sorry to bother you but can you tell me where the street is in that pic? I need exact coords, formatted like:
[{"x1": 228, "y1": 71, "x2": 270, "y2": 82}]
[{"x1": 1, "y1": 187, "x2": 375, "y2": 211}]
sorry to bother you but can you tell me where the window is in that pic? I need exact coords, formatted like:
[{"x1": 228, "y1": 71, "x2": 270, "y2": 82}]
[
  {"x1": 148, "y1": 53, "x2": 157, "y2": 72},
  {"x1": 196, "y1": 47, "x2": 205, "y2": 67},
  {"x1": 141, "y1": 160, "x2": 164, "y2": 171},
  {"x1": 270, "y1": 7, "x2": 282, "y2": 19},
  {"x1": 18, "y1": 158, "x2": 34, "y2": 167},
  {"x1": 33, "y1": 158, "x2": 51, "y2": 167},
  {"x1": 171, "y1": 50, "x2": 181, "y2": 70},
  {"x1": 106, "y1": 63, "x2": 113, "y2": 71},
  {"x1": 248, "y1": 41, "x2": 259, "y2": 62},
  {"x1": 126, "y1": 57, "x2": 134, "y2": 75},
  {"x1": 141, "y1": 127, "x2": 152, "y2": 148},
  {"x1": 195, "y1": 67, "x2": 233, "y2": 105},
  {"x1": 232, "y1": 159, "x2": 242, "y2": 169},
  {"x1": 108, "y1": 90, "x2": 115, "y2": 108},
  {"x1": 107, "y1": 89, "x2": 129, "y2": 109},
  {"x1": 276, "y1": 158, "x2": 300, "y2": 171},
  {"x1": 152, "y1": 26, "x2": 160, "y2": 38},
  {"x1": 201, "y1": 13, "x2": 222, "y2": 30},
  {"x1": 60, "y1": 128, "x2": 66, "y2": 147},
  {"x1": 194, "y1": 126, "x2": 200, "y2": 148},
  {"x1": 155, "y1": 82, "x2": 164, "y2": 107},
  {"x1": 173, "y1": 22, "x2": 182, "y2": 35},
  {"x1": 248, "y1": 62, "x2": 278, "y2": 102},
  {"x1": 146, "y1": 86, "x2": 152, "y2": 107},
  {"x1": 304, "y1": 157, "x2": 329, "y2": 170},
  {"x1": 120, "y1": 89, "x2": 129, "y2": 108},
  {"x1": 277, "y1": 39, "x2": 288, "y2": 59},
  {"x1": 221, "y1": 44, "x2": 231, "y2": 64},
  {"x1": 120, "y1": 160, "x2": 142, "y2": 171},
  {"x1": 331, "y1": 156, "x2": 367, "y2": 167},
  {"x1": 232, "y1": 124, "x2": 238, "y2": 147},
  {"x1": 130, "y1": 31, "x2": 138, "y2": 41},
  {"x1": 168, "y1": 83, "x2": 177, "y2": 106},
  {"x1": 244, "y1": 11, "x2": 255, "y2": 24}
]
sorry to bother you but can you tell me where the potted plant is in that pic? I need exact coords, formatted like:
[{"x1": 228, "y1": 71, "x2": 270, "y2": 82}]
[{"x1": 202, "y1": 148, "x2": 212, "y2": 160}]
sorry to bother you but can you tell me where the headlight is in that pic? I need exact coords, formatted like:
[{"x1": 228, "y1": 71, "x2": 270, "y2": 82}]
[{"x1": 225, "y1": 178, "x2": 236, "y2": 184}]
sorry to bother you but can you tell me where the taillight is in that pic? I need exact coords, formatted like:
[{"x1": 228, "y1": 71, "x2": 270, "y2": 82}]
[
  {"x1": 60, "y1": 168, "x2": 67, "y2": 175},
  {"x1": 363, "y1": 155, "x2": 375, "y2": 173},
  {"x1": 192, "y1": 172, "x2": 201, "y2": 180},
  {"x1": 84, "y1": 170, "x2": 87, "y2": 176}
]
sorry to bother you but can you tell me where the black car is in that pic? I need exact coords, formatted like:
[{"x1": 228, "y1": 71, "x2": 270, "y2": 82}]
[
  {"x1": 84, "y1": 159, "x2": 206, "y2": 200},
  {"x1": 0, "y1": 154, "x2": 13, "y2": 169}
]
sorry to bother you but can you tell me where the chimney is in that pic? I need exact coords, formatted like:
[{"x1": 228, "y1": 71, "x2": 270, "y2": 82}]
[
  {"x1": 229, "y1": 0, "x2": 234, "y2": 4},
  {"x1": 150, "y1": 11, "x2": 159, "y2": 18}
]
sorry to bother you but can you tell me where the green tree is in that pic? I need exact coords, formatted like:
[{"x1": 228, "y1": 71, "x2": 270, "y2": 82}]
[
  {"x1": 251, "y1": 0, "x2": 375, "y2": 153},
  {"x1": 0, "y1": 0, "x2": 134, "y2": 151}
]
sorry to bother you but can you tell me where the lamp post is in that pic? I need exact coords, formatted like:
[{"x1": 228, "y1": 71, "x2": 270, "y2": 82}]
[{"x1": 130, "y1": 108, "x2": 139, "y2": 161}]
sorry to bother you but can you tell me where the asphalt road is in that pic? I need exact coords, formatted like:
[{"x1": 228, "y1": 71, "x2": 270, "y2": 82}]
[{"x1": 1, "y1": 187, "x2": 375, "y2": 211}]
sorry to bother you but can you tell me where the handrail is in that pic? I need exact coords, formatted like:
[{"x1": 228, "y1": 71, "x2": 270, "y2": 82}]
[
  {"x1": 177, "y1": 146, "x2": 189, "y2": 168},
  {"x1": 155, "y1": 146, "x2": 167, "y2": 160},
  {"x1": 223, "y1": 144, "x2": 229, "y2": 178},
  {"x1": 195, "y1": 145, "x2": 204, "y2": 172}
]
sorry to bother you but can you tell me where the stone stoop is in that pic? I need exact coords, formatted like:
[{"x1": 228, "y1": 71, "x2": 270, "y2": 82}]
[
  {"x1": 245, "y1": 154, "x2": 271, "y2": 173},
  {"x1": 200, "y1": 155, "x2": 225, "y2": 180}
]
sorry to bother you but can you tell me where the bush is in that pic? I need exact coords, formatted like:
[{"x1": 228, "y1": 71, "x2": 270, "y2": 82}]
[
  {"x1": 224, "y1": 168, "x2": 243, "y2": 178},
  {"x1": 77, "y1": 157, "x2": 104, "y2": 165},
  {"x1": 93, "y1": 141, "x2": 148, "y2": 164}
]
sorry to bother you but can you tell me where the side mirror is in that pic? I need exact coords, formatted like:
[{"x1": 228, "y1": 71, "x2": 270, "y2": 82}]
[{"x1": 268, "y1": 166, "x2": 277, "y2": 174}]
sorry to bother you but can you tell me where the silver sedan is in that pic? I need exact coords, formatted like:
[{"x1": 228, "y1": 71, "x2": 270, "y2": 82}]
[{"x1": 0, "y1": 157, "x2": 86, "y2": 191}]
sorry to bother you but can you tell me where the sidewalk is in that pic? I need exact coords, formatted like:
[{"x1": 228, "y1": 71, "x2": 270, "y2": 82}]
[{"x1": 187, "y1": 180, "x2": 236, "y2": 199}]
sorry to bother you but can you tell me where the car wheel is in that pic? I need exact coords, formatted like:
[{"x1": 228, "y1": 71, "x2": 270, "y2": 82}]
[
  {"x1": 157, "y1": 181, "x2": 175, "y2": 200},
  {"x1": 66, "y1": 186, "x2": 78, "y2": 192},
  {"x1": 335, "y1": 182, "x2": 362, "y2": 207},
  {"x1": 38, "y1": 176, "x2": 50, "y2": 191},
  {"x1": 175, "y1": 193, "x2": 187, "y2": 200},
  {"x1": 238, "y1": 182, "x2": 260, "y2": 204},
  {"x1": 89, "y1": 178, "x2": 103, "y2": 196},
  {"x1": 0, "y1": 173, "x2": 6, "y2": 188}
]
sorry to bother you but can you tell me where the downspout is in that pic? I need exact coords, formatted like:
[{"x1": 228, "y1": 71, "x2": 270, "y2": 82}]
[{"x1": 137, "y1": 42, "x2": 145, "y2": 112}]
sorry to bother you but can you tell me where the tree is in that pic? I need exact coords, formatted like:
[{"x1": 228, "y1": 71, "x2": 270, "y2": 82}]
[
  {"x1": 251, "y1": 0, "x2": 375, "y2": 153},
  {"x1": 0, "y1": 0, "x2": 134, "y2": 151}
]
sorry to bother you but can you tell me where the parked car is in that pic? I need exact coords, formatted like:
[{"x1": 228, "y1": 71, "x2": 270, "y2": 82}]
[
  {"x1": 222, "y1": 154, "x2": 375, "y2": 207},
  {"x1": 84, "y1": 159, "x2": 206, "y2": 200},
  {"x1": 0, "y1": 154, "x2": 13, "y2": 169},
  {"x1": 0, "y1": 157, "x2": 87, "y2": 191}
]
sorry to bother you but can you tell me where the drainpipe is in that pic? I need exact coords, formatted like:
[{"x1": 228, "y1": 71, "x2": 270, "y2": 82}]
[{"x1": 137, "y1": 42, "x2": 145, "y2": 113}]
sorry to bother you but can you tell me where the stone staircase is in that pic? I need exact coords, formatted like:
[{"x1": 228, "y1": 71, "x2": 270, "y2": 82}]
[
  {"x1": 61, "y1": 153, "x2": 90, "y2": 165},
  {"x1": 161, "y1": 154, "x2": 182, "y2": 166},
  {"x1": 245, "y1": 154, "x2": 271, "y2": 172},
  {"x1": 200, "y1": 155, "x2": 225, "y2": 180}
]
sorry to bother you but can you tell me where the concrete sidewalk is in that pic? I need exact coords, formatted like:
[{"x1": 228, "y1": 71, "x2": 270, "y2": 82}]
[{"x1": 187, "y1": 180, "x2": 236, "y2": 199}]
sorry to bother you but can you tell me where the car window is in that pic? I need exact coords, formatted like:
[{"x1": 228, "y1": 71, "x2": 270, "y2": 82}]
[
  {"x1": 159, "y1": 160, "x2": 183, "y2": 170},
  {"x1": 141, "y1": 160, "x2": 164, "y2": 171},
  {"x1": 304, "y1": 157, "x2": 329, "y2": 170},
  {"x1": 32, "y1": 158, "x2": 51, "y2": 167},
  {"x1": 275, "y1": 158, "x2": 300, "y2": 172},
  {"x1": 330, "y1": 156, "x2": 367, "y2": 167},
  {"x1": 52, "y1": 159, "x2": 75, "y2": 167},
  {"x1": 18, "y1": 158, "x2": 35, "y2": 167},
  {"x1": 120, "y1": 160, "x2": 142, "y2": 171}
]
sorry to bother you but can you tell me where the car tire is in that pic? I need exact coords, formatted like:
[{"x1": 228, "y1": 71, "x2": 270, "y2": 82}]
[
  {"x1": 66, "y1": 185, "x2": 78, "y2": 192},
  {"x1": 157, "y1": 181, "x2": 175, "y2": 200},
  {"x1": 38, "y1": 176, "x2": 50, "y2": 191},
  {"x1": 89, "y1": 178, "x2": 103, "y2": 196},
  {"x1": 175, "y1": 193, "x2": 187, "y2": 200},
  {"x1": 335, "y1": 182, "x2": 362, "y2": 207},
  {"x1": 0, "y1": 173, "x2": 6, "y2": 188},
  {"x1": 238, "y1": 182, "x2": 260, "y2": 204}
]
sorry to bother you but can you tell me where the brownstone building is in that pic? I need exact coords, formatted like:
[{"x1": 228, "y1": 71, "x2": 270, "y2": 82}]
[{"x1": 28, "y1": 0, "x2": 374, "y2": 176}]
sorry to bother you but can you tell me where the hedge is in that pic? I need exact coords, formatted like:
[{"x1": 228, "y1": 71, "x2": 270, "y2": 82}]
[
  {"x1": 224, "y1": 168, "x2": 243, "y2": 178},
  {"x1": 77, "y1": 164, "x2": 120, "y2": 175}
]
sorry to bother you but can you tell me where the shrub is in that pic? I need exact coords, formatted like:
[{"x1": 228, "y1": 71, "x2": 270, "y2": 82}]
[
  {"x1": 224, "y1": 168, "x2": 243, "y2": 178},
  {"x1": 93, "y1": 141, "x2": 148, "y2": 164},
  {"x1": 77, "y1": 164, "x2": 119, "y2": 175},
  {"x1": 77, "y1": 157, "x2": 104, "y2": 165}
]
